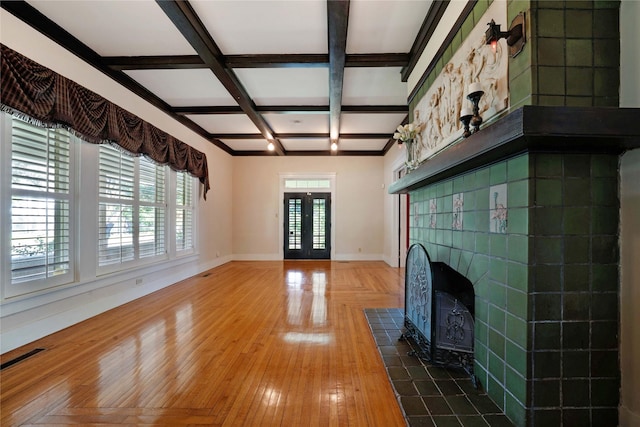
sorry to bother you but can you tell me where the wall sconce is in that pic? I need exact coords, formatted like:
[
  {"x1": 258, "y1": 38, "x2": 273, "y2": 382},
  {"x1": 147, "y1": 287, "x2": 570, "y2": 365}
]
[
  {"x1": 485, "y1": 12, "x2": 526, "y2": 57},
  {"x1": 460, "y1": 82, "x2": 484, "y2": 138}
]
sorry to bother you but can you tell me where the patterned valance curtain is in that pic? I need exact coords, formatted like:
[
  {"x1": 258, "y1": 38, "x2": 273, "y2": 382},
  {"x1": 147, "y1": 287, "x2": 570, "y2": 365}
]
[{"x1": 0, "y1": 44, "x2": 210, "y2": 199}]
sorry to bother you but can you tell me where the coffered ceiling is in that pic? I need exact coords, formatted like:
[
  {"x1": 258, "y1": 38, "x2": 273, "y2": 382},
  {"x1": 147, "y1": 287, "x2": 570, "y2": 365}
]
[{"x1": 2, "y1": 0, "x2": 470, "y2": 156}]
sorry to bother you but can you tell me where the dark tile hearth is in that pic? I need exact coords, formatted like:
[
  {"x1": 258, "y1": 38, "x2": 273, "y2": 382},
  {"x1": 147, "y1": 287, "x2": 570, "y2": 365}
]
[{"x1": 365, "y1": 308, "x2": 514, "y2": 427}]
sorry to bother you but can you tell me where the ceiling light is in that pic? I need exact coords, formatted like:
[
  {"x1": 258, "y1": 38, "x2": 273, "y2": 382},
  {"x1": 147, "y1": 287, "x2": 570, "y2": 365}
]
[
  {"x1": 267, "y1": 142, "x2": 275, "y2": 151},
  {"x1": 330, "y1": 142, "x2": 338, "y2": 151}
]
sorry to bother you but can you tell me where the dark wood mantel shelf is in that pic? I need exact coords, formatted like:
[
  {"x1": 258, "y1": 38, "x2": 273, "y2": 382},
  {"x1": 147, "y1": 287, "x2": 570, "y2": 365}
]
[{"x1": 389, "y1": 106, "x2": 640, "y2": 194}]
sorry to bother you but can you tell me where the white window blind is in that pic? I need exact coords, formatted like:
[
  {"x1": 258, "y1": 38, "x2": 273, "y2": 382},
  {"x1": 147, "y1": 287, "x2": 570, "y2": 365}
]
[
  {"x1": 10, "y1": 117, "x2": 73, "y2": 286},
  {"x1": 176, "y1": 171, "x2": 194, "y2": 253},
  {"x1": 98, "y1": 145, "x2": 166, "y2": 268}
]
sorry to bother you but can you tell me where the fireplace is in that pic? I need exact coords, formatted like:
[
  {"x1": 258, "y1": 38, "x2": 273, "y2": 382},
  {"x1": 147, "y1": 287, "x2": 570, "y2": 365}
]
[{"x1": 401, "y1": 243, "x2": 476, "y2": 383}]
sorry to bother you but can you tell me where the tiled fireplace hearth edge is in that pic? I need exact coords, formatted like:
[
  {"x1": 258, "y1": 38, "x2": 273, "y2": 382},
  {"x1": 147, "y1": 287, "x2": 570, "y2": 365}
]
[{"x1": 389, "y1": 106, "x2": 640, "y2": 427}]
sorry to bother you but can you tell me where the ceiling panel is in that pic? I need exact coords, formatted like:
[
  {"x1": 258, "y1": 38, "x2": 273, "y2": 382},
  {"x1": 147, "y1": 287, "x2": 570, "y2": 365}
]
[
  {"x1": 124, "y1": 69, "x2": 237, "y2": 107},
  {"x1": 7, "y1": 0, "x2": 465, "y2": 156},
  {"x1": 347, "y1": 0, "x2": 433, "y2": 54},
  {"x1": 27, "y1": 0, "x2": 196, "y2": 56},
  {"x1": 186, "y1": 114, "x2": 260, "y2": 134},
  {"x1": 220, "y1": 138, "x2": 269, "y2": 151},
  {"x1": 263, "y1": 113, "x2": 329, "y2": 134},
  {"x1": 235, "y1": 68, "x2": 329, "y2": 106},
  {"x1": 191, "y1": 0, "x2": 328, "y2": 55},
  {"x1": 342, "y1": 67, "x2": 407, "y2": 105},
  {"x1": 338, "y1": 138, "x2": 388, "y2": 151},
  {"x1": 340, "y1": 113, "x2": 407, "y2": 133},
  {"x1": 281, "y1": 138, "x2": 331, "y2": 151}
]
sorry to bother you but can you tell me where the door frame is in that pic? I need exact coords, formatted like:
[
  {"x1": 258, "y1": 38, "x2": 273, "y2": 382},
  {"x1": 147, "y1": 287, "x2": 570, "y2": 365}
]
[{"x1": 279, "y1": 173, "x2": 336, "y2": 260}]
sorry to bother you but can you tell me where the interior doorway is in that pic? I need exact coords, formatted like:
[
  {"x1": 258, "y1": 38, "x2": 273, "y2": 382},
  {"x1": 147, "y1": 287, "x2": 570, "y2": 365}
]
[{"x1": 284, "y1": 192, "x2": 331, "y2": 259}]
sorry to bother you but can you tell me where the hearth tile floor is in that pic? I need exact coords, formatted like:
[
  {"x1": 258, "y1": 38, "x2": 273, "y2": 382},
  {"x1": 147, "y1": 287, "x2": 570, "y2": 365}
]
[{"x1": 364, "y1": 308, "x2": 514, "y2": 427}]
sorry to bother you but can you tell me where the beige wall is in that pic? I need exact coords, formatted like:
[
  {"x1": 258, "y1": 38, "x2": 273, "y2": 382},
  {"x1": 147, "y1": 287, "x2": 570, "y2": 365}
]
[
  {"x1": 232, "y1": 156, "x2": 385, "y2": 259},
  {"x1": 619, "y1": 0, "x2": 640, "y2": 424},
  {"x1": 0, "y1": 10, "x2": 233, "y2": 352}
]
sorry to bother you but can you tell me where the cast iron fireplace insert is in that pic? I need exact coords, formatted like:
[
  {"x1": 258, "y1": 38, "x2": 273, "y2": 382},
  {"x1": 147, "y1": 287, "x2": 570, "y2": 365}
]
[{"x1": 401, "y1": 243, "x2": 477, "y2": 386}]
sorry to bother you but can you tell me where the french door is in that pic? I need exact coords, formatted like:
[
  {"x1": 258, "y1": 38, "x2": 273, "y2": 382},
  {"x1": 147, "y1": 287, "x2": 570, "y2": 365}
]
[{"x1": 284, "y1": 192, "x2": 331, "y2": 259}]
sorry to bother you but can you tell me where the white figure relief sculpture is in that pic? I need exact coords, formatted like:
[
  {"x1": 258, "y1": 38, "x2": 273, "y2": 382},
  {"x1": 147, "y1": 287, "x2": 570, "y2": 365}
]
[{"x1": 414, "y1": 0, "x2": 508, "y2": 163}]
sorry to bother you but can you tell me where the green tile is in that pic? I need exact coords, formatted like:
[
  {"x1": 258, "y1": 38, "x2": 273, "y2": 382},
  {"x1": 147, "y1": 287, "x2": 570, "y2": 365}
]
[
  {"x1": 507, "y1": 288, "x2": 528, "y2": 319},
  {"x1": 592, "y1": 177, "x2": 619, "y2": 206},
  {"x1": 507, "y1": 208, "x2": 529, "y2": 234},
  {"x1": 591, "y1": 155, "x2": 618, "y2": 177},
  {"x1": 475, "y1": 168, "x2": 491, "y2": 187},
  {"x1": 533, "y1": 379, "x2": 560, "y2": 407},
  {"x1": 594, "y1": 67, "x2": 619, "y2": 97},
  {"x1": 490, "y1": 162, "x2": 507, "y2": 185},
  {"x1": 459, "y1": 249, "x2": 474, "y2": 274},
  {"x1": 488, "y1": 281, "x2": 507, "y2": 308},
  {"x1": 476, "y1": 233, "x2": 489, "y2": 254},
  {"x1": 454, "y1": 176, "x2": 465, "y2": 193},
  {"x1": 505, "y1": 366, "x2": 527, "y2": 404},
  {"x1": 510, "y1": 70, "x2": 533, "y2": 108},
  {"x1": 506, "y1": 313, "x2": 528, "y2": 348},
  {"x1": 563, "y1": 350, "x2": 590, "y2": 377},
  {"x1": 475, "y1": 211, "x2": 490, "y2": 233},
  {"x1": 475, "y1": 188, "x2": 489, "y2": 211},
  {"x1": 566, "y1": 39, "x2": 593, "y2": 67},
  {"x1": 486, "y1": 376, "x2": 505, "y2": 408},
  {"x1": 535, "y1": 179, "x2": 563, "y2": 206},
  {"x1": 564, "y1": 207, "x2": 591, "y2": 235},
  {"x1": 469, "y1": 254, "x2": 489, "y2": 283},
  {"x1": 534, "y1": 322, "x2": 561, "y2": 350},
  {"x1": 490, "y1": 234, "x2": 507, "y2": 258},
  {"x1": 476, "y1": 298, "x2": 489, "y2": 324},
  {"x1": 508, "y1": 155, "x2": 530, "y2": 181},
  {"x1": 489, "y1": 327, "x2": 506, "y2": 358},
  {"x1": 534, "y1": 293, "x2": 561, "y2": 321},
  {"x1": 563, "y1": 292, "x2": 590, "y2": 320},
  {"x1": 535, "y1": 154, "x2": 562, "y2": 177},
  {"x1": 591, "y1": 350, "x2": 619, "y2": 377},
  {"x1": 507, "y1": 262, "x2": 529, "y2": 293},
  {"x1": 562, "y1": 321, "x2": 590, "y2": 349},
  {"x1": 465, "y1": 173, "x2": 477, "y2": 191},
  {"x1": 563, "y1": 379, "x2": 590, "y2": 406},
  {"x1": 538, "y1": 66, "x2": 565, "y2": 95},
  {"x1": 533, "y1": 207, "x2": 563, "y2": 235},
  {"x1": 563, "y1": 236, "x2": 590, "y2": 264},
  {"x1": 538, "y1": 37, "x2": 565, "y2": 66},
  {"x1": 592, "y1": 206, "x2": 619, "y2": 235},
  {"x1": 508, "y1": 180, "x2": 529, "y2": 207},
  {"x1": 592, "y1": 292, "x2": 618, "y2": 321},
  {"x1": 591, "y1": 235, "x2": 618, "y2": 264},
  {"x1": 564, "y1": 178, "x2": 591, "y2": 206},
  {"x1": 566, "y1": 67, "x2": 594, "y2": 97},
  {"x1": 566, "y1": 10, "x2": 593, "y2": 38},
  {"x1": 462, "y1": 231, "x2": 476, "y2": 251},
  {"x1": 592, "y1": 264, "x2": 618, "y2": 292},
  {"x1": 508, "y1": 235, "x2": 529, "y2": 264},
  {"x1": 489, "y1": 304, "x2": 506, "y2": 334},
  {"x1": 538, "y1": 95, "x2": 566, "y2": 106},
  {"x1": 564, "y1": 154, "x2": 591, "y2": 177},
  {"x1": 565, "y1": 96, "x2": 593, "y2": 107},
  {"x1": 535, "y1": 237, "x2": 562, "y2": 264},
  {"x1": 504, "y1": 393, "x2": 527, "y2": 426},
  {"x1": 593, "y1": 8, "x2": 619, "y2": 37},
  {"x1": 489, "y1": 351, "x2": 505, "y2": 382},
  {"x1": 537, "y1": 9, "x2": 564, "y2": 38},
  {"x1": 564, "y1": 264, "x2": 590, "y2": 291},
  {"x1": 489, "y1": 257, "x2": 507, "y2": 284},
  {"x1": 452, "y1": 232, "x2": 463, "y2": 250},
  {"x1": 533, "y1": 350, "x2": 561, "y2": 379},
  {"x1": 592, "y1": 321, "x2": 619, "y2": 349},
  {"x1": 591, "y1": 378, "x2": 620, "y2": 407},
  {"x1": 534, "y1": 264, "x2": 562, "y2": 292},
  {"x1": 594, "y1": 38, "x2": 620, "y2": 67}
]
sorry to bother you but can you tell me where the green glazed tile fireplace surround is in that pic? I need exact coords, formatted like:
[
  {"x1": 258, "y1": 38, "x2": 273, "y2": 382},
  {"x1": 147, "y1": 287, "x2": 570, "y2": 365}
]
[{"x1": 389, "y1": 105, "x2": 640, "y2": 426}]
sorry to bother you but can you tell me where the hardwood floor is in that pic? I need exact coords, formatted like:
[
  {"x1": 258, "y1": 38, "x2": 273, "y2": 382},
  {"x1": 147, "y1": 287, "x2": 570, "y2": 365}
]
[{"x1": 1, "y1": 261, "x2": 407, "y2": 426}]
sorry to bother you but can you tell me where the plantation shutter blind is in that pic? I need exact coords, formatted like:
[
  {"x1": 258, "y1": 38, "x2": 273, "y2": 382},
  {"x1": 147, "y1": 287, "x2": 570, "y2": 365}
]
[
  {"x1": 138, "y1": 157, "x2": 166, "y2": 259},
  {"x1": 176, "y1": 172, "x2": 194, "y2": 252},
  {"x1": 10, "y1": 117, "x2": 72, "y2": 284}
]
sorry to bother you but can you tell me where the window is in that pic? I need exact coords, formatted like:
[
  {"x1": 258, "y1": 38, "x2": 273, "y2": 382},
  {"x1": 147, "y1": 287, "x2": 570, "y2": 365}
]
[
  {"x1": 98, "y1": 145, "x2": 167, "y2": 268},
  {"x1": 7, "y1": 117, "x2": 74, "y2": 292},
  {"x1": 175, "y1": 171, "x2": 194, "y2": 254}
]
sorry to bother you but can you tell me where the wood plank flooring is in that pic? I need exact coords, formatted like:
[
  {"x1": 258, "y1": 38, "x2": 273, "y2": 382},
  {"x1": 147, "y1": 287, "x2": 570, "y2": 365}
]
[{"x1": 1, "y1": 261, "x2": 407, "y2": 426}]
